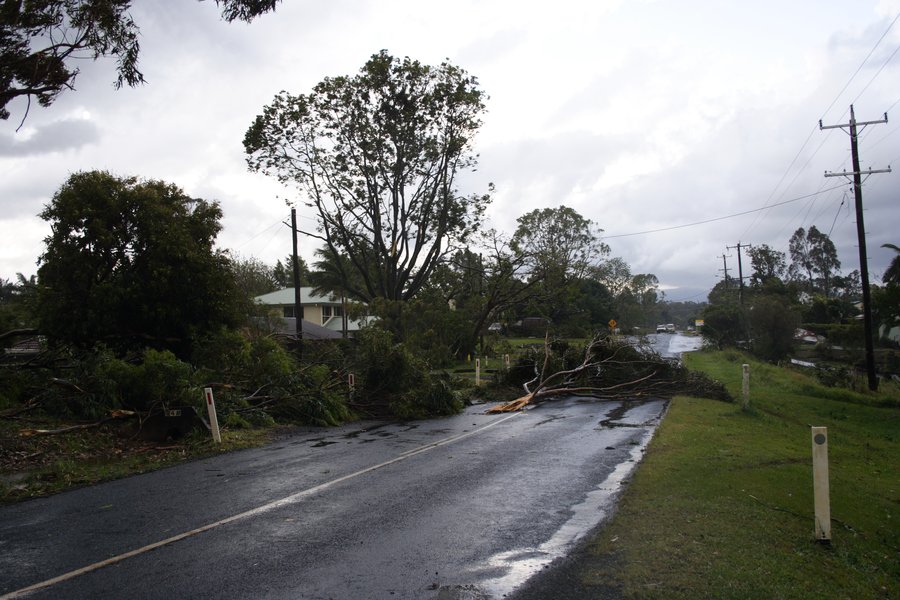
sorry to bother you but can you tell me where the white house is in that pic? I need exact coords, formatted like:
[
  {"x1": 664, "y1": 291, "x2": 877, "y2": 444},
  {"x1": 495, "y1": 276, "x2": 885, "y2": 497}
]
[
  {"x1": 880, "y1": 324, "x2": 900, "y2": 344},
  {"x1": 254, "y1": 288, "x2": 370, "y2": 338}
]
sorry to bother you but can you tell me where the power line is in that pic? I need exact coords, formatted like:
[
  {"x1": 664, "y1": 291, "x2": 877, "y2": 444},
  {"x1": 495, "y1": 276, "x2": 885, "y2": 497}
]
[
  {"x1": 826, "y1": 191, "x2": 848, "y2": 237},
  {"x1": 865, "y1": 121, "x2": 899, "y2": 150},
  {"x1": 604, "y1": 184, "x2": 846, "y2": 239},
  {"x1": 232, "y1": 219, "x2": 283, "y2": 250},
  {"x1": 768, "y1": 178, "x2": 833, "y2": 245},
  {"x1": 740, "y1": 12, "x2": 900, "y2": 242},
  {"x1": 850, "y1": 41, "x2": 900, "y2": 106},
  {"x1": 824, "y1": 10, "x2": 900, "y2": 122},
  {"x1": 666, "y1": 289, "x2": 709, "y2": 302}
]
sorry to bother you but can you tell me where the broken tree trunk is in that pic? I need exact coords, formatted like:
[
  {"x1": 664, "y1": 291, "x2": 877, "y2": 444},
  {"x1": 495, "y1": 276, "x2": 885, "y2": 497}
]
[{"x1": 18, "y1": 410, "x2": 137, "y2": 437}]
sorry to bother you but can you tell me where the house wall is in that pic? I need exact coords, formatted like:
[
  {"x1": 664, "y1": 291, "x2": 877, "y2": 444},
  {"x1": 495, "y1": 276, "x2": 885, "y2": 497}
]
[
  {"x1": 303, "y1": 305, "x2": 322, "y2": 326},
  {"x1": 880, "y1": 324, "x2": 900, "y2": 343}
]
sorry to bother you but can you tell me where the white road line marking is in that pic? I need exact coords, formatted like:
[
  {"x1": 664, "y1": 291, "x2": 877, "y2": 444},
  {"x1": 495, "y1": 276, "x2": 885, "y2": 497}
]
[{"x1": 1, "y1": 412, "x2": 522, "y2": 599}]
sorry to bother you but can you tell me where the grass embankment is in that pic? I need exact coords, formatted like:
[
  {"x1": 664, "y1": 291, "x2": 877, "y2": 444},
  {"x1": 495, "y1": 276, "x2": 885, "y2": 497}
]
[
  {"x1": 0, "y1": 420, "x2": 273, "y2": 504},
  {"x1": 577, "y1": 350, "x2": 898, "y2": 599}
]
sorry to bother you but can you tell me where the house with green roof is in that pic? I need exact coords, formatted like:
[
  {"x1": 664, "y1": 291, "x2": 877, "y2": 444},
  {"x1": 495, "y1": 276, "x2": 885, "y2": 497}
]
[{"x1": 254, "y1": 287, "x2": 371, "y2": 339}]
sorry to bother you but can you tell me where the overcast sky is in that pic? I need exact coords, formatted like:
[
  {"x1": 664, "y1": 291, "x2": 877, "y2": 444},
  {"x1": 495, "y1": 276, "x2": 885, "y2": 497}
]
[{"x1": 2, "y1": 0, "x2": 899, "y2": 301}]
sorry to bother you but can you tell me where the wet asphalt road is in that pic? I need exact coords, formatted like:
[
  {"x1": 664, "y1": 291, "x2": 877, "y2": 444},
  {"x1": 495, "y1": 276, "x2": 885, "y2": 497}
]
[
  {"x1": 0, "y1": 396, "x2": 667, "y2": 600},
  {"x1": 1, "y1": 334, "x2": 698, "y2": 599}
]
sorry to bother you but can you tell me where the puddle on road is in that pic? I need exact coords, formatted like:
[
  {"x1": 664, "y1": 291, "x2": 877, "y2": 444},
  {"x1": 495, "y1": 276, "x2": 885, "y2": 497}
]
[
  {"x1": 531, "y1": 414, "x2": 567, "y2": 428},
  {"x1": 311, "y1": 440, "x2": 338, "y2": 448},
  {"x1": 666, "y1": 333, "x2": 704, "y2": 356},
  {"x1": 598, "y1": 398, "x2": 665, "y2": 429},
  {"x1": 343, "y1": 423, "x2": 393, "y2": 439}
]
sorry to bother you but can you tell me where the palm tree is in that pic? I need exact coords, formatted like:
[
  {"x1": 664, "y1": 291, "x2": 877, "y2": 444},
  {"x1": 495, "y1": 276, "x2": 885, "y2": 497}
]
[{"x1": 883, "y1": 243, "x2": 900, "y2": 285}]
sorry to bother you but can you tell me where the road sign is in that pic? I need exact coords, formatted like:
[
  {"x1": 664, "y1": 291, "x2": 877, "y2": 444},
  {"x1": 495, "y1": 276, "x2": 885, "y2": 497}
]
[{"x1": 608, "y1": 319, "x2": 617, "y2": 329}]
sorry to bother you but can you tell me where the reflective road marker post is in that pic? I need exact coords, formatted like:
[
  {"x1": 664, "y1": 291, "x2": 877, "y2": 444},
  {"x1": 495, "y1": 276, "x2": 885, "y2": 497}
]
[
  {"x1": 475, "y1": 358, "x2": 481, "y2": 386},
  {"x1": 742, "y1": 364, "x2": 750, "y2": 409},
  {"x1": 204, "y1": 387, "x2": 222, "y2": 443},
  {"x1": 811, "y1": 426, "x2": 831, "y2": 542}
]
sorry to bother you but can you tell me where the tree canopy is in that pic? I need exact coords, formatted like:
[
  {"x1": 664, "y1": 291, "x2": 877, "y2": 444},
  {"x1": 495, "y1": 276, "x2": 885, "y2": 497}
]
[
  {"x1": 511, "y1": 206, "x2": 608, "y2": 283},
  {"x1": 591, "y1": 257, "x2": 631, "y2": 298},
  {"x1": 883, "y1": 243, "x2": 900, "y2": 285},
  {"x1": 788, "y1": 226, "x2": 840, "y2": 298},
  {"x1": 35, "y1": 170, "x2": 240, "y2": 357},
  {"x1": 0, "y1": 0, "x2": 280, "y2": 122},
  {"x1": 244, "y1": 50, "x2": 491, "y2": 303},
  {"x1": 229, "y1": 254, "x2": 280, "y2": 299},
  {"x1": 748, "y1": 244, "x2": 786, "y2": 286},
  {"x1": 506, "y1": 206, "x2": 613, "y2": 330},
  {"x1": 272, "y1": 255, "x2": 309, "y2": 289},
  {"x1": 0, "y1": 273, "x2": 36, "y2": 336}
]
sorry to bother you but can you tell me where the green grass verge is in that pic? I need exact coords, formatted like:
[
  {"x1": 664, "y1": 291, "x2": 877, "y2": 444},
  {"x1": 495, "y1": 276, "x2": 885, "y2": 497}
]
[
  {"x1": 0, "y1": 421, "x2": 275, "y2": 504},
  {"x1": 577, "y1": 349, "x2": 899, "y2": 599}
]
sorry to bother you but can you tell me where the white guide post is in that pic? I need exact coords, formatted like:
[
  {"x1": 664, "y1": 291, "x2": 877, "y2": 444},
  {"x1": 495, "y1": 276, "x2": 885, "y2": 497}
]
[
  {"x1": 741, "y1": 364, "x2": 750, "y2": 409},
  {"x1": 475, "y1": 358, "x2": 481, "y2": 386},
  {"x1": 203, "y1": 387, "x2": 222, "y2": 443},
  {"x1": 811, "y1": 427, "x2": 831, "y2": 542},
  {"x1": 504, "y1": 354, "x2": 510, "y2": 370}
]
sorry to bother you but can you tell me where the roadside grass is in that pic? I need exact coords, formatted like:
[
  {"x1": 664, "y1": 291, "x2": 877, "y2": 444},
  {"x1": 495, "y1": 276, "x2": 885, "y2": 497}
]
[
  {"x1": 578, "y1": 349, "x2": 899, "y2": 599},
  {"x1": 0, "y1": 418, "x2": 274, "y2": 504}
]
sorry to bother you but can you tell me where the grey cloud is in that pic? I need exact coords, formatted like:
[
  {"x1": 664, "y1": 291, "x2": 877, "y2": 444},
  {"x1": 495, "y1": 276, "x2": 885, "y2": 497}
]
[
  {"x1": 456, "y1": 29, "x2": 526, "y2": 70},
  {"x1": 482, "y1": 129, "x2": 638, "y2": 192},
  {"x1": 0, "y1": 119, "x2": 100, "y2": 157}
]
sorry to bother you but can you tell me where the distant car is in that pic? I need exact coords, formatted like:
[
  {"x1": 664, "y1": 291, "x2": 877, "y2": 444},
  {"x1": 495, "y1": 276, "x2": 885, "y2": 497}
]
[
  {"x1": 488, "y1": 322, "x2": 503, "y2": 333},
  {"x1": 656, "y1": 324, "x2": 667, "y2": 333}
]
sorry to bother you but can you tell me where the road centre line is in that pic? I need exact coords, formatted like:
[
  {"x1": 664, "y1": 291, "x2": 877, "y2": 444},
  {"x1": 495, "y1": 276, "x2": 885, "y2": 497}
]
[{"x1": 1, "y1": 412, "x2": 523, "y2": 599}]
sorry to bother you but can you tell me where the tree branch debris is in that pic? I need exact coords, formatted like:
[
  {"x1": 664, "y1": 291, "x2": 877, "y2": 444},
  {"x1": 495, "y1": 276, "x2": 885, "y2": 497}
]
[{"x1": 488, "y1": 334, "x2": 731, "y2": 413}]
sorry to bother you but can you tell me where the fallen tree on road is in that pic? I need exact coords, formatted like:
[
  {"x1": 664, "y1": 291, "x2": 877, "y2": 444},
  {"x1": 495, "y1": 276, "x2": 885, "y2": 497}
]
[{"x1": 488, "y1": 334, "x2": 731, "y2": 413}]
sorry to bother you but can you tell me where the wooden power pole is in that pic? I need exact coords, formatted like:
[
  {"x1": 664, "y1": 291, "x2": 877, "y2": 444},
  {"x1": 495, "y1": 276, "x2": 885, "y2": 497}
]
[
  {"x1": 727, "y1": 242, "x2": 751, "y2": 304},
  {"x1": 291, "y1": 207, "x2": 303, "y2": 360},
  {"x1": 719, "y1": 254, "x2": 731, "y2": 289},
  {"x1": 820, "y1": 105, "x2": 890, "y2": 391}
]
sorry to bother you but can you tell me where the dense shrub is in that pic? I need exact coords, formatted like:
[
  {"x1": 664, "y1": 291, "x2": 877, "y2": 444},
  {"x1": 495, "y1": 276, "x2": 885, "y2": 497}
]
[
  {"x1": 803, "y1": 323, "x2": 864, "y2": 348},
  {"x1": 701, "y1": 303, "x2": 746, "y2": 350},
  {"x1": 351, "y1": 327, "x2": 462, "y2": 418},
  {"x1": 3, "y1": 330, "x2": 353, "y2": 427},
  {"x1": 748, "y1": 295, "x2": 799, "y2": 362},
  {"x1": 93, "y1": 348, "x2": 196, "y2": 411},
  {"x1": 0, "y1": 368, "x2": 34, "y2": 410},
  {"x1": 21, "y1": 347, "x2": 200, "y2": 419},
  {"x1": 193, "y1": 329, "x2": 351, "y2": 426},
  {"x1": 391, "y1": 376, "x2": 459, "y2": 420},
  {"x1": 266, "y1": 363, "x2": 351, "y2": 426},
  {"x1": 814, "y1": 364, "x2": 856, "y2": 389}
]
